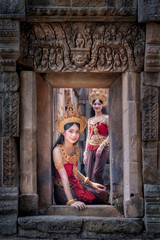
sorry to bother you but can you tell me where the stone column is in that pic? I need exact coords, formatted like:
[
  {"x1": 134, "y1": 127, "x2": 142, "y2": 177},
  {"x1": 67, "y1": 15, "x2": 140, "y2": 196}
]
[
  {"x1": 19, "y1": 71, "x2": 38, "y2": 216},
  {"x1": 37, "y1": 74, "x2": 53, "y2": 210},
  {"x1": 109, "y1": 76, "x2": 123, "y2": 211},
  {"x1": 122, "y1": 72, "x2": 143, "y2": 218}
]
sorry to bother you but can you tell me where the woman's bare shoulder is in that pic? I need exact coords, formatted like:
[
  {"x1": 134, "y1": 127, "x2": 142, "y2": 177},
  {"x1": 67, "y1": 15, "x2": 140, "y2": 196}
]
[{"x1": 52, "y1": 146, "x2": 62, "y2": 158}]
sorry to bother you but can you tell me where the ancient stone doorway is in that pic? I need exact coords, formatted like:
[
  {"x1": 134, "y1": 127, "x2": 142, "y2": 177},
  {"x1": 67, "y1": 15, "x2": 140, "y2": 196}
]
[{"x1": 20, "y1": 71, "x2": 143, "y2": 217}]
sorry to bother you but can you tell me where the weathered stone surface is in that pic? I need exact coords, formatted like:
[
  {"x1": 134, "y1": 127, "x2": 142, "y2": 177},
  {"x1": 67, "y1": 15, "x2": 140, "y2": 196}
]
[
  {"x1": 145, "y1": 22, "x2": 160, "y2": 72},
  {"x1": 124, "y1": 196, "x2": 143, "y2": 218},
  {"x1": 19, "y1": 194, "x2": 39, "y2": 216},
  {"x1": 83, "y1": 217, "x2": 143, "y2": 234},
  {"x1": 142, "y1": 86, "x2": 159, "y2": 141},
  {"x1": 0, "y1": 72, "x2": 19, "y2": 92},
  {"x1": 19, "y1": 22, "x2": 145, "y2": 73},
  {"x1": 26, "y1": 0, "x2": 137, "y2": 20},
  {"x1": 142, "y1": 142, "x2": 160, "y2": 183},
  {"x1": 45, "y1": 205, "x2": 123, "y2": 217},
  {"x1": 141, "y1": 72, "x2": 160, "y2": 87},
  {"x1": 138, "y1": 0, "x2": 160, "y2": 22},
  {"x1": 144, "y1": 184, "x2": 160, "y2": 200},
  {"x1": 19, "y1": 71, "x2": 38, "y2": 215},
  {"x1": 0, "y1": 93, "x2": 19, "y2": 137},
  {"x1": 0, "y1": 0, "x2": 25, "y2": 18},
  {"x1": 109, "y1": 76, "x2": 123, "y2": 210},
  {"x1": 122, "y1": 72, "x2": 143, "y2": 218},
  {"x1": 18, "y1": 216, "x2": 144, "y2": 239},
  {"x1": 0, "y1": 19, "x2": 20, "y2": 72},
  {"x1": 0, "y1": 187, "x2": 18, "y2": 235},
  {"x1": 37, "y1": 73, "x2": 53, "y2": 210},
  {"x1": 0, "y1": 137, "x2": 18, "y2": 186},
  {"x1": 27, "y1": 0, "x2": 70, "y2": 7},
  {"x1": 0, "y1": 214, "x2": 17, "y2": 235}
]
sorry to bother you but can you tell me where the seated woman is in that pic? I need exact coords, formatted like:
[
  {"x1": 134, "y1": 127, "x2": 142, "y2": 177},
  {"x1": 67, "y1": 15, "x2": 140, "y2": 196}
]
[{"x1": 52, "y1": 97, "x2": 109, "y2": 210}]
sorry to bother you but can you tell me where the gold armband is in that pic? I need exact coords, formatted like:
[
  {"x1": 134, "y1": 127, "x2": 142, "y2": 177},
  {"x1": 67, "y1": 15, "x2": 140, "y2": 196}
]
[
  {"x1": 100, "y1": 139, "x2": 109, "y2": 149},
  {"x1": 84, "y1": 177, "x2": 89, "y2": 184},
  {"x1": 83, "y1": 151, "x2": 88, "y2": 157},
  {"x1": 66, "y1": 199, "x2": 77, "y2": 206}
]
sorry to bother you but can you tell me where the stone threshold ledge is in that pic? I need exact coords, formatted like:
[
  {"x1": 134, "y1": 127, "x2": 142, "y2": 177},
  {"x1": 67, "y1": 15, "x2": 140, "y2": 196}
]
[
  {"x1": 44, "y1": 205, "x2": 123, "y2": 218},
  {"x1": 18, "y1": 215, "x2": 144, "y2": 239}
]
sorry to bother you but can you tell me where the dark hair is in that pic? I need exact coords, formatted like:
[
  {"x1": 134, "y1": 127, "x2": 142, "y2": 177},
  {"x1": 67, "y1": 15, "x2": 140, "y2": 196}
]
[
  {"x1": 51, "y1": 122, "x2": 80, "y2": 176},
  {"x1": 90, "y1": 99, "x2": 107, "y2": 117}
]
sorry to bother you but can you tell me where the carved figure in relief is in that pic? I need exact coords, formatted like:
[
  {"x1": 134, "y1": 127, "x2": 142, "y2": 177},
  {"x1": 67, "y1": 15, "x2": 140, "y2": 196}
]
[
  {"x1": 34, "y1": 47, "x2": 42, "y2": 70},
  {"x1": 113, "y1": 52, "x2": 121, "y2": 70},
  {"x1": 52, "y1": 92, "x2": 109, "y2": 209},
  {"x1": 76, "y1": 33, "x2": 85, "y2": 48},
  {"x1": 40, "y1": 47, "x2": 49, "y2": 71},
  {"x1": 119, "y1": 47, "x2": 127, "y2": 66},
  {"x1": 83, "y1": 89, "x2": 109, "y2": 185}
]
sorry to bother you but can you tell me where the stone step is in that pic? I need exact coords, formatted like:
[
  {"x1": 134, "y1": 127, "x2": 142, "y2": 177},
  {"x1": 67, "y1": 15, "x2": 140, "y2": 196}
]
[
  {"x1": 18, "y1": 215, "x2": 144, "y2": 239},
  {"x1": 44, "y1": 205, "x2": 123, "y2": 217}
]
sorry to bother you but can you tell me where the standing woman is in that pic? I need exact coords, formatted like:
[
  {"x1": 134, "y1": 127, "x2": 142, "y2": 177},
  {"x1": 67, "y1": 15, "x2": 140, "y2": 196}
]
[
  {"x1": 52, "y1": 97, "x2": 109, "y2": 210},
  {"x1": 83, "y1": 88, "x2": 109, "y2": 185}
]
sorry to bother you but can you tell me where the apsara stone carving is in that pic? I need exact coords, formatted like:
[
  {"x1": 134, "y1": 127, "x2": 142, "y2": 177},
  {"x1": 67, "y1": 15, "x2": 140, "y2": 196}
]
[{"x1": 19, "y1": 22, "x2": 145, "y2": 72}]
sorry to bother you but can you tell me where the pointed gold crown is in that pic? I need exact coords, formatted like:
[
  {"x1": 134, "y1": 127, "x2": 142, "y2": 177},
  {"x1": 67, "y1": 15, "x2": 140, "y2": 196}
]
[
  {"x1": 55, "y1": 90, "x2": 87, "y2": 135},
  {"x1": 89, "y1": 88, "x2": 108, "y2": 106}
]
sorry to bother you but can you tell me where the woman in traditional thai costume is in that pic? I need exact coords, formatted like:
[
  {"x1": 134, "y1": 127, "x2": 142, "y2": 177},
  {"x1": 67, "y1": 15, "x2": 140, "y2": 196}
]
[
  {"x1": 83, "y1": 88, "x2": 109, "y2": 185},
  {"x1": 52, "y1": 95, "x2": 109, "y2": 210}
]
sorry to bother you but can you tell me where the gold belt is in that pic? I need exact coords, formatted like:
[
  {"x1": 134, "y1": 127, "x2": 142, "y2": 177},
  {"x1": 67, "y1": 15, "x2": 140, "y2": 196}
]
[{"x1": 88, "y1": 138, "x2": 104, "y2": 146}]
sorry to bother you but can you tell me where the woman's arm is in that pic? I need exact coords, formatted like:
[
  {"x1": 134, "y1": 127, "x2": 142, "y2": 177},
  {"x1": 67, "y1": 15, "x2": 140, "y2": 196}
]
[
  {"x1": 96, "y1": 115, "x2": 109, "y2": 157},
  {"x1": 83, "y1": 119, "x2": 90, "y2": 165},
  {"x1": 77, "y1": 170, "x2": 106, "y2": 191},
  {"x1": 53, "y1": 147, "x2": 73, "y2": 201},
  {"x1": 53, "y1": 147, "x2": 86, "y2": 210}
]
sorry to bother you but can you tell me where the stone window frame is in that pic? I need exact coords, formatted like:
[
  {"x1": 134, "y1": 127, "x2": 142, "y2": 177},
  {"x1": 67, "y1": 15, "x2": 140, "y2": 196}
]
[{"x1": 19, "y1": 71, "x2": 143, "y2": 218}]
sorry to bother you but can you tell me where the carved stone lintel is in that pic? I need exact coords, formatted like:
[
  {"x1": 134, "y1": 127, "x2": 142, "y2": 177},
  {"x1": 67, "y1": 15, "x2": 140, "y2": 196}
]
[
  {"x1": 0, "y1": 92, "x2": 19, "y2": 137},
  {"x1": 19, "y1": 22, "x2": 145, "y2": 73},
  {"x1": 142, "y1": 86, "x2": 159, "y2": 141},
  {"x1": 0, "y1": 72, "x2": 19, "y2": 92}
]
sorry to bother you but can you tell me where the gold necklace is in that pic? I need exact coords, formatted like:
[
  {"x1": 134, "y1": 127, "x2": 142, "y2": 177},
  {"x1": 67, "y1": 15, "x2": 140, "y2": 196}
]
[
  {"x1": 58, "y1": 144, "x2": 79, "y2": 164},
  {"x1": 90, "y1": 115, "x2": 105, "y2": 125}
]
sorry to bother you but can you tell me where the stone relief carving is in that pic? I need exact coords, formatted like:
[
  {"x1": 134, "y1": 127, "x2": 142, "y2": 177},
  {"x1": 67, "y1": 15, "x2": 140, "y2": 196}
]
[
  {"x1": 142, "y1": 86, "x2": 159, "y2": 141},
  {"x1": 2, "y1": 93, "x2": 19, "y2": 137},
  {"x1": 19, "y1": 22, "x2": 145, "y2": 73},
  {"x1": 0, "y1": 19, "x2": 20, "y2": 71},
  {"x1": 3, "y1": 137, "x2": 16, "y2": 186},
  {"x1": 0, "y1": 72, "x2": 19, "y2": 92}
]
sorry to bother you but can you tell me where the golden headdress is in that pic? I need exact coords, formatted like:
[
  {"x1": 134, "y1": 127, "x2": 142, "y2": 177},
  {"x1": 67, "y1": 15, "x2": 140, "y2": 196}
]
[
  {"x1": 89, "y1": 88, "x2": 108, "y2": 106},
  {"x1": 55, "y1": 91, "x2": 87, "y2": 135}
]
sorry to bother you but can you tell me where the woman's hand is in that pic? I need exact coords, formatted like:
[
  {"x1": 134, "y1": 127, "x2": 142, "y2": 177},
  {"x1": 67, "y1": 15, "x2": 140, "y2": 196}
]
[
  {"x1": 83, "y1": 156, "x2": 88, "y2": 166},
  {"x1": 91, "y1": 182, "x2": 106, "y2": 191},
  {"x1": 96, "y1": 146, "x2": 103, "y2": 158},
  {"x1": 71, "y1": 201, "x2": 86, "y2": 210}
]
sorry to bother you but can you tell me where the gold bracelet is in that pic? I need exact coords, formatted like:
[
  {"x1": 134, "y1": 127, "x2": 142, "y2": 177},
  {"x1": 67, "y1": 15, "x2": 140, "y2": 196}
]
[
  {"x1": 84, "y1": 177, "x2": 89, "y2": 184},
  {"x1": 100, "y1": 139, "x2": 109, "y2": 149},
  {"x1": 83, "y1": 151, "x2": 88, "y2": 157},
  {"x1": 66, "y1": 199, "x2": 77, "y2": 206}
]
